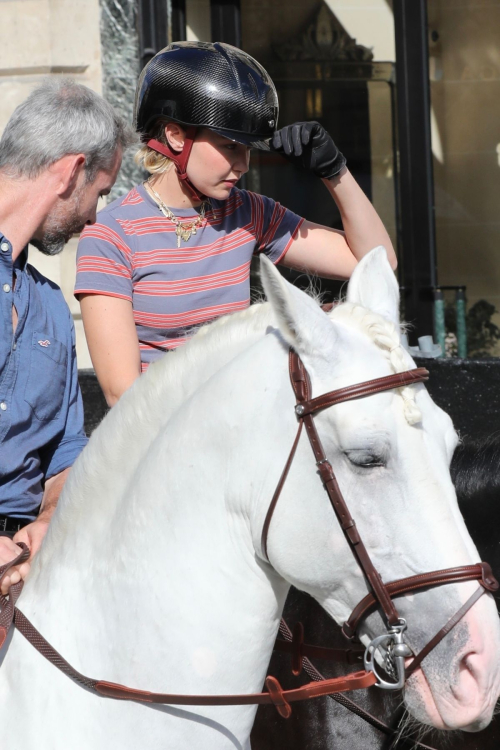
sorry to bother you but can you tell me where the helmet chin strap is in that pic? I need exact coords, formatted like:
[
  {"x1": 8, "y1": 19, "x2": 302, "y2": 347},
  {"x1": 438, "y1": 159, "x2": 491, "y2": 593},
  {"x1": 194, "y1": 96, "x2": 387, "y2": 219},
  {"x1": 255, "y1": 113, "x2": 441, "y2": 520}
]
[{"x1": 147, "y1": 126, "x2": 204, "y2": 202}]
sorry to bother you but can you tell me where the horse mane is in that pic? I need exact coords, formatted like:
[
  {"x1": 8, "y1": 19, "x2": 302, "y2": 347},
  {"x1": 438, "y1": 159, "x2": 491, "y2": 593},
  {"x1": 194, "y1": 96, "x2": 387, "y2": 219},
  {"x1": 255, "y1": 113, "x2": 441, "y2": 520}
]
[
  {"x1": 69, "y1": 296, "x2": 418, "y2": 506},
  {"x1": 43, "y1": 302, "x2": 275, "y2": 551},
  {"x1": 44, "y1": 291, "x2": 418, "y2": 557},
  {"x1": 101, "y1": 299, "x2": 273, "y2": 431},
  {"x1": 331, "y1": 302, "x2": 422, "y2": 425}
]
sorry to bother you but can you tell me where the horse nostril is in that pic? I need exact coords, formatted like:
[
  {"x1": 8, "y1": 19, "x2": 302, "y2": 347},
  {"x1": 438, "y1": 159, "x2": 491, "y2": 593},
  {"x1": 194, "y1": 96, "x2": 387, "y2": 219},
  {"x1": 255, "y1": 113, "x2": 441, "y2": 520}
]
[
  {"x1": 459, "y1": 651, "x2": 479, "y2": 678},
  {"x1": 460, "y1": 654, "x2": 472, "y2": 675},
  {"x1": 450, "y1": 650, "x2": 483, "y2": 704}
]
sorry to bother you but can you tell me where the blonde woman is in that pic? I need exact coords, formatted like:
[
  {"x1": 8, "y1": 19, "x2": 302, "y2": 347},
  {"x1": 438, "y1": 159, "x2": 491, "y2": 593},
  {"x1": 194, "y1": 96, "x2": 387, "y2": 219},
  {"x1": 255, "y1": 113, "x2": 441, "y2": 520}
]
[{"x1": 75, "y1": 42, "x2": 396, "y2": 406}]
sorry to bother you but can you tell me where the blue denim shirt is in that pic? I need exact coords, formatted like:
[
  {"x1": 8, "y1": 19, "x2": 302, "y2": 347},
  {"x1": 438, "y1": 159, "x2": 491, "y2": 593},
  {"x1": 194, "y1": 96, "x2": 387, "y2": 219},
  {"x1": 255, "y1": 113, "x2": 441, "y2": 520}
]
[{"x1": 0, "y1": 233, "x2": 88, "y2": 520}]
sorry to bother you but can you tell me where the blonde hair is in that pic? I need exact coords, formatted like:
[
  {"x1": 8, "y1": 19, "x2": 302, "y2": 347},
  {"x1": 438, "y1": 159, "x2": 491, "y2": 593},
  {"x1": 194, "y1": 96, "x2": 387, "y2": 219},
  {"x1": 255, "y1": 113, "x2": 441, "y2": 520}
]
[{"x1": 134, "y1": 117, "x2": 174, "y2": 175}]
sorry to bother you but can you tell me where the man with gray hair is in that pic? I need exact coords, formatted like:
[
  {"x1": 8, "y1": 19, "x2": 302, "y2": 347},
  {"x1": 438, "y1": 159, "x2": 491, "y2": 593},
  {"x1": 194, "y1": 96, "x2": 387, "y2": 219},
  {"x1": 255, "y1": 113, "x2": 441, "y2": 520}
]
[{"x1": 0, "y1": 78, "x2": 132, "y2": 591}]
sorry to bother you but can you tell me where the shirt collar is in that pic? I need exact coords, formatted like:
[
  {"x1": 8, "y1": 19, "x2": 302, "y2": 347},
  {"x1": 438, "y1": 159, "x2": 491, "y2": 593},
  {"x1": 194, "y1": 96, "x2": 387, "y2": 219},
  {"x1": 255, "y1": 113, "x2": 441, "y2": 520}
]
[
  {"x1": 0, "y1": 232, "x2": 28, "y2": 271},
  {"x1": 14, "y1": 248, "x2": 28, "y2": 271}
]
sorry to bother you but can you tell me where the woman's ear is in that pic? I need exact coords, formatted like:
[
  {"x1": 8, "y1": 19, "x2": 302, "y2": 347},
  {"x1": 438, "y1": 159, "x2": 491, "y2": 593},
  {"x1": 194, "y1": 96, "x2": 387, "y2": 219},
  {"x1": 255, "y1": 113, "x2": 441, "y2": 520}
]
[{"x1": 164, "y1": 122, "x2": 186, "y2": 153}]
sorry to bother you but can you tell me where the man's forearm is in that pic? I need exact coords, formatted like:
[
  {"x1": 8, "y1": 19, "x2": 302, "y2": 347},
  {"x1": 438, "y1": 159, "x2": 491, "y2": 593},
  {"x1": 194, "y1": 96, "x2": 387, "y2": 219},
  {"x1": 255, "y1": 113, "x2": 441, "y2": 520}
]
[
  {"x1": 38, "y1": 466, "x2": 71, "y2": 522},
  {"x1": 7, "y1": 467, "x2": 71, "y2": 591}
]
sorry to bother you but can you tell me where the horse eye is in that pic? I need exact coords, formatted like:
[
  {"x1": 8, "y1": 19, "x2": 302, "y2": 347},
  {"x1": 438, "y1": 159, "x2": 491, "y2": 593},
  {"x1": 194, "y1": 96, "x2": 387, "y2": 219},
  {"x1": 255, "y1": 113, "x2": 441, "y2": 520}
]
[{"x1": 345, "y1": 450, "x2": 386, "y2": 469}]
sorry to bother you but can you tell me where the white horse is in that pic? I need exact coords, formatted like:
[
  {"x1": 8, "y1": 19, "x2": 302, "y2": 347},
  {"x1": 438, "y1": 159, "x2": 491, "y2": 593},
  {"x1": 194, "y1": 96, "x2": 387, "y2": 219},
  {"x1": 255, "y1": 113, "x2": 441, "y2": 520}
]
[{"x1": 0, "y1": 249, "x2": 499, "y2": 750}]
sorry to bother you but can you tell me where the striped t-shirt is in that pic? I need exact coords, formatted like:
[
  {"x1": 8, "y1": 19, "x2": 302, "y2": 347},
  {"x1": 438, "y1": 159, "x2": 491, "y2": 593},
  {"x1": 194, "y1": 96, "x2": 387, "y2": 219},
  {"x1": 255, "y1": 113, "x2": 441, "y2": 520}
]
[{"x1": 75, "y1": 183, "x2": 304, "y2": 369}]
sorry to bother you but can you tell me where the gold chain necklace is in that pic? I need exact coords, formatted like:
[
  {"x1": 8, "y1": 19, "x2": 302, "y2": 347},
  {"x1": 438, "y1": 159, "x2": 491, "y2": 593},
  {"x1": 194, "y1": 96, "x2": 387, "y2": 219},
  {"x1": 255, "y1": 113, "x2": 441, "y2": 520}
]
[{"x1": 146, "y1": 181, "x2": 208, "y2": 248}]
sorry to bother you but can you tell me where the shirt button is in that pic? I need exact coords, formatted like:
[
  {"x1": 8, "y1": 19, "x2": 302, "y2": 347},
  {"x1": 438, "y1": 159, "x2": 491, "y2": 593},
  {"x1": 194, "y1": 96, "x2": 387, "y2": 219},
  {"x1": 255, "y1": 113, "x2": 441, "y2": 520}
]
[
  {"x1": 0, "y1": 403, "x2": 6, "y2": 411},
  {"x1": 12, "y1": 342, "x2": 16, "y2": 350},
  {"x1": 2, "y1": 284, "x2": 11, "y2": 293},
  {"x1": 0, "y1": 243, "x2": 9, "y2": 253}
]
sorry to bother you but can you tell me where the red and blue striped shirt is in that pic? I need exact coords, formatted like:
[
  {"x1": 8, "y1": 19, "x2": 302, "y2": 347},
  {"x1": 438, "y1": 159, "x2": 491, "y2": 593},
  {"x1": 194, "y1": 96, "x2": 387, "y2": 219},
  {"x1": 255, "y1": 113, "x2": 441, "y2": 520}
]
[{"x1": 75, "y1": 184, "x2": 303, "y2": 369}]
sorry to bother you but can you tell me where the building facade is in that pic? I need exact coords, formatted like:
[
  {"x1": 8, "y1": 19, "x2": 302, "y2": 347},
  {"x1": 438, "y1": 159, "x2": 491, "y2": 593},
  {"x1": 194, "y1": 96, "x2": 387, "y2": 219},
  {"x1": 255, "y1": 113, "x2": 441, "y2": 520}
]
[{"x1": 1, "y1": 0, "x2": 499, "y2": 365}]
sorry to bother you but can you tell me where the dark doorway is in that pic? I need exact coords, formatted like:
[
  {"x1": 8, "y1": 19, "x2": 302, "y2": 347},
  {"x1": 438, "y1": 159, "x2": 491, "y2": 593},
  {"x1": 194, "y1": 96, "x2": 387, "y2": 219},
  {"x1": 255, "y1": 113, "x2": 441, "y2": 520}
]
[{"x1": 249, "y1": 70, "x2": 394, "y2": 303}]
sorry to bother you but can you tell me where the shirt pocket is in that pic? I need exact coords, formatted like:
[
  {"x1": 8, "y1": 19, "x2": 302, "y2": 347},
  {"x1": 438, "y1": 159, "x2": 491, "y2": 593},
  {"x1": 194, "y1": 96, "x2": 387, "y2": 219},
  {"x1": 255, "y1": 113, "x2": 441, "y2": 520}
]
[{"x1": 24, "y1": 332, "x2": 68, "y2": 422}]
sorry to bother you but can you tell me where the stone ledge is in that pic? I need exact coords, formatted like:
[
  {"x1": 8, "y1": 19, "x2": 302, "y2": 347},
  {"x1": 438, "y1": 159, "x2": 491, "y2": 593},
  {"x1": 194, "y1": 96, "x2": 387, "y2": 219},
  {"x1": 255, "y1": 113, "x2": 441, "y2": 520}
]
[{"x1": 0, "y1": 65, "x2": 89, "y2": 77}]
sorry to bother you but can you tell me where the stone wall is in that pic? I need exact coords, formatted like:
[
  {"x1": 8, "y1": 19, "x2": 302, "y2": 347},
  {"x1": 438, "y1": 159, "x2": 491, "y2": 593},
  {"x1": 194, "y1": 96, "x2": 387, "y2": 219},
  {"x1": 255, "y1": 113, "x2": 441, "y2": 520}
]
[
  {"x1": 0, "y1": 0, "x2": 143, "y2": 368},
  {"x1": 100, "y1": 0, "x2": 143, "y2": 202},
  {"x1": 0, "y1": 0, "x2": 103, "y2": 130},
  {"x1": 0, "y1": 0, "x2": 104, "y2": 368}
]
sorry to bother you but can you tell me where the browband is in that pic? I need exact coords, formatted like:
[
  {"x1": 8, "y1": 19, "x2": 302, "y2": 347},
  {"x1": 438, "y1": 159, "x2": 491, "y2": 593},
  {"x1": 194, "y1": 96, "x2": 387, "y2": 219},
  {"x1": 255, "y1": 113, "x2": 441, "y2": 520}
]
[{"x1": 295, "y1": 368, "x2": 429, "y2": 418}]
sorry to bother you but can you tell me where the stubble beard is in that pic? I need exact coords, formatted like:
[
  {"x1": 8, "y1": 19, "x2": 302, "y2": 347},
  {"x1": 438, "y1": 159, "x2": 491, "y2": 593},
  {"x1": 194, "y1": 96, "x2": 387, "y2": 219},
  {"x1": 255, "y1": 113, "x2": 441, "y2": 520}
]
[{"x1": 31, "y1": 187, "x2": 85, "y2": 256}]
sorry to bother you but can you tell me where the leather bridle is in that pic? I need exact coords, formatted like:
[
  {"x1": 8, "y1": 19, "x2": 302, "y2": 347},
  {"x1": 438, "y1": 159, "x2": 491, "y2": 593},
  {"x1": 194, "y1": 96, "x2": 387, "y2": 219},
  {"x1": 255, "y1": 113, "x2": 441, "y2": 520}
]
[
  {"x1": 0, "y1": 349, "x2": 497, "y2": 724},
  {"x1": 262, "y1": 350, "x2": 499, "y2": 693}
]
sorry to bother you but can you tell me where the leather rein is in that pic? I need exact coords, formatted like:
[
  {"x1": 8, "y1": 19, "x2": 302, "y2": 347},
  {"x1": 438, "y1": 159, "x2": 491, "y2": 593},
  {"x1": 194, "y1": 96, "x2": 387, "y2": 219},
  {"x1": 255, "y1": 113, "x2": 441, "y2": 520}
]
[{"x1": 0, "y1": 350, "x2": 497, "y2": 724}]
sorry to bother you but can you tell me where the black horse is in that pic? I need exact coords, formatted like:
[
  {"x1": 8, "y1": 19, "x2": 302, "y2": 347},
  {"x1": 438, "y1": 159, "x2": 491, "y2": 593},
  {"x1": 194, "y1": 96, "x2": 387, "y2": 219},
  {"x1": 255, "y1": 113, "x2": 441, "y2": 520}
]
[{"x1": 250, "y1": 435, "x2": 500, "y2": 750}]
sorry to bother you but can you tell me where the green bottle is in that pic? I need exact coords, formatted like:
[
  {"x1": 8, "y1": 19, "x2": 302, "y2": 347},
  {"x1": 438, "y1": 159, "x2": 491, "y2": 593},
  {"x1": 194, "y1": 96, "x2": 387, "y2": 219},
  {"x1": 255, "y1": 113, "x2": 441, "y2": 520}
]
[
  {"x1": 455, "y1": 287, "x2": 467, "y2": 358},
  {"x1": 433, "y1": 288, "x2": 446, "y2": 358}
]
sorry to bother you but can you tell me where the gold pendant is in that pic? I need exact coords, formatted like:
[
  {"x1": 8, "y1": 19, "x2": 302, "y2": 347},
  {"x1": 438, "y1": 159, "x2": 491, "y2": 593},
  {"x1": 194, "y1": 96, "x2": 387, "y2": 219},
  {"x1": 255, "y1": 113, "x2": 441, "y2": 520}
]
[{"x1": 176, "y1": 225, "x2": 192, "y2": 247}]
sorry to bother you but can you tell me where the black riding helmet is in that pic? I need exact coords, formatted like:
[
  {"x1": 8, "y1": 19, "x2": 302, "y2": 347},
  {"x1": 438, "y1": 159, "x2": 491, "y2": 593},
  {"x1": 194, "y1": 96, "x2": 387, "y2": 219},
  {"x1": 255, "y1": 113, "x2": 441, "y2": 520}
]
[{"x1": 134, "y1": 41, "x2": 279, "y2": 150}]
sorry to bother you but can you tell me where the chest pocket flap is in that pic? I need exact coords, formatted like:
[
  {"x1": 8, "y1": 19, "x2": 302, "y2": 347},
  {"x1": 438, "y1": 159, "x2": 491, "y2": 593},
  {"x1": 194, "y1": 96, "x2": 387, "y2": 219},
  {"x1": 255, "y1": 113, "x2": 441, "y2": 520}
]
[{"x1": 24, "y1": 332, "x2": 68, "y2": 421}]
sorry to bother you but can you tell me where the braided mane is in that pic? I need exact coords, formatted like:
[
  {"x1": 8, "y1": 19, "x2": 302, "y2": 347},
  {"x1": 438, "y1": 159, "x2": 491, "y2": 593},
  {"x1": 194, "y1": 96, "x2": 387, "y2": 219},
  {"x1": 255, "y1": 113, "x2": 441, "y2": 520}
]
[{"x1": 331, "y1": 302, "x2": 422, "y2": 425}]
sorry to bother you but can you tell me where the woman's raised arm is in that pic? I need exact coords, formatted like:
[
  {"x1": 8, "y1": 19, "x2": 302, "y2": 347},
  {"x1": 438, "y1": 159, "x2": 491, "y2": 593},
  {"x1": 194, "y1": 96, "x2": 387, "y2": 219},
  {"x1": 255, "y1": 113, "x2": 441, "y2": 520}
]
[{"x1": 272, "y1": 122, "x2": 397, "y2": 279}]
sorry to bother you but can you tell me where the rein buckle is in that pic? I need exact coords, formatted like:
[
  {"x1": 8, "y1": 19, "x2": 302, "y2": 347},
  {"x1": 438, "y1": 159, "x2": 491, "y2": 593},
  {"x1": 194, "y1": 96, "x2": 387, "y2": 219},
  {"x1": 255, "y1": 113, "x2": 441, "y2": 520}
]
[{"x1": 364, "y1": 619, "x2": 412, "y2": 690}]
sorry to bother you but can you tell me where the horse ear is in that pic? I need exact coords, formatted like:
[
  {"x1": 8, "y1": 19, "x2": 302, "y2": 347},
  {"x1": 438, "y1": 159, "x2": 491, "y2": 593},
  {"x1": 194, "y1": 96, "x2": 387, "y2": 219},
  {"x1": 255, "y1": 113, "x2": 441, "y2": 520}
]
[
  {"x1": 346, "y1": 246, "x2": 400, "y2": 327},
  {"x1": 259, "y1": 255, "x2": 337, "y2": 357}
]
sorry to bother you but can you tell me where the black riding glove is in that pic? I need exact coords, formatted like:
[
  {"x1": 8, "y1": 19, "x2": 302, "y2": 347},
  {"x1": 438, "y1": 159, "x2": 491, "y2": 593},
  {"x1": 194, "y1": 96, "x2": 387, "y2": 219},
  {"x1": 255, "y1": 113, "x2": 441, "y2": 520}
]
[{"x1": 271, "y1": 121, "x2": 346, "y2": 180}]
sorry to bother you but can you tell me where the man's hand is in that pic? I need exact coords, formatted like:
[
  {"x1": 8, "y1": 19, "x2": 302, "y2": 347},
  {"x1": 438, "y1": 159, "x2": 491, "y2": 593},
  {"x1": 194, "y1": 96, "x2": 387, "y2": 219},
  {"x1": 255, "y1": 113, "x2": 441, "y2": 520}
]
[
  {"x1": 1, "y1": 468, "x2": 70, "y2": 595},
  {"x1": 14, "y1": 518, "x2": 50, "y2": 561},
  {"x1": 0, "y1": 536, "x2": 31, "y2": 596}
]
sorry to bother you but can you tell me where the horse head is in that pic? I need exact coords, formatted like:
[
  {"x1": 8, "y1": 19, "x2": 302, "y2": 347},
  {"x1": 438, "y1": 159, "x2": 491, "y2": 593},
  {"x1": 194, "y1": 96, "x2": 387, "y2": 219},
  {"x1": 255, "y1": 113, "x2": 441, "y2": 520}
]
[{"x1": 259, "y1": 248, "x2": 500, "y2": 733}]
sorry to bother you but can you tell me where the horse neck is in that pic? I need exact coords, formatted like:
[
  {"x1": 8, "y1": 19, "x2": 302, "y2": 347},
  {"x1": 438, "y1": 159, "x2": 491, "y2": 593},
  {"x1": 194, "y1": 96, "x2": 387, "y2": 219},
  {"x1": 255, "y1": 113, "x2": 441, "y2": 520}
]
[
  {"x1": 36, "y1": 308, "x2": 272, "y2": 565},
  {"x1": 112, "y1": 332, "x2": 294, "y2": 595},
  {"x1": 21, "y1": 334, "x2": 294, "y2": 693}
]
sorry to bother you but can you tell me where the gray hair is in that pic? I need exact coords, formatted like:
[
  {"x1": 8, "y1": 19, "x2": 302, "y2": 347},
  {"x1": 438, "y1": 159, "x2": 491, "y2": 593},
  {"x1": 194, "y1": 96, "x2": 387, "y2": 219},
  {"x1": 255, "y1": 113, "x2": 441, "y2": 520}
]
[{"x1": 0, "y1": 77, "x2": 135, "y2": 181}]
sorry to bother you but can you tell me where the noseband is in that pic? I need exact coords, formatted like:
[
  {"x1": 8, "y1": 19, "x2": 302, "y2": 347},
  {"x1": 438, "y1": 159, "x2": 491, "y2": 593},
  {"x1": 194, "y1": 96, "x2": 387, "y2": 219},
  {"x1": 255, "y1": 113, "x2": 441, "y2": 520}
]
[
  {"x1": 262, "y1": 350, "x2": 499, "y2": 691},
  {"x1": 0, "y1": 350, "x2": 497, "y2": 723}
]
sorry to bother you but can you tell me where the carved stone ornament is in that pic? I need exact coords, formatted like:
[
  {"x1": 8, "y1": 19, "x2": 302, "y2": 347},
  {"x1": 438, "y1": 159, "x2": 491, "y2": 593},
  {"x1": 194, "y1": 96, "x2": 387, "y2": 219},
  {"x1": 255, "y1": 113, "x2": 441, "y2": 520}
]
[{"x1": 273, "y1": 4, "x2": 374, "y2": 63}]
